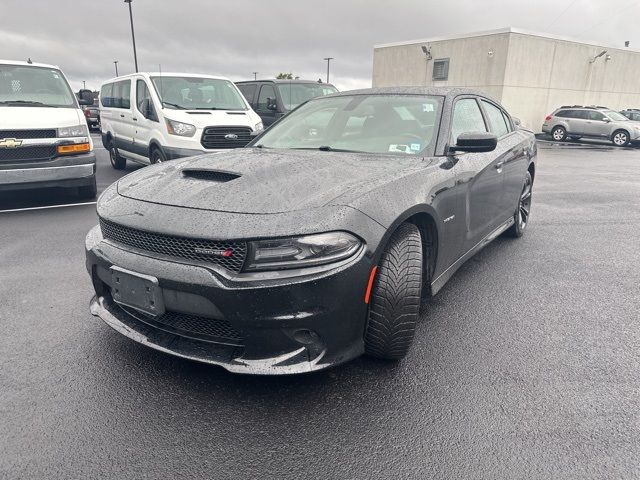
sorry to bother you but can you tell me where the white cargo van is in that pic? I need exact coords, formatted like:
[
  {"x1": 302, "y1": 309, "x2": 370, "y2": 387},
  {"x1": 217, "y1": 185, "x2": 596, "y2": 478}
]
[
  {"x1": 99, "y1": 72, "x2": 264, "y2": 168},
  {"x1": 0, "y1": 60, "x2": 96, "y2": 197}
]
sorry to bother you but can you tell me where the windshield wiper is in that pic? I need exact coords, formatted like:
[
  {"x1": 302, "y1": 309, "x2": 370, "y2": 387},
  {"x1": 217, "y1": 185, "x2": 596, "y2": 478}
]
[
  {"x1": 292, "y1": 146, "x2": 366, "y2": 153},
  {"x1": 0, "y1": 100, "x2": 51, "y2": 107},
  {"x1": 161, "y1": 101, "x2": 187, "y2": 109}
]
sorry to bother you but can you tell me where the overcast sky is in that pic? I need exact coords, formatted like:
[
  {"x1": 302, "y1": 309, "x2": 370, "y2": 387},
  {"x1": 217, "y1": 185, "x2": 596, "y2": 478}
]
[{"x1": 2, "y1": 0, "x2": 638, "y2": 92}]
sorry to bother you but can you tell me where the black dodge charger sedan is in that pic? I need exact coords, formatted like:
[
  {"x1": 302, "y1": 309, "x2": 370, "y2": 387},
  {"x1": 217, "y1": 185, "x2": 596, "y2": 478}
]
[{"x1": 85, "y1": 87, "x2": 536, "y2": 374}]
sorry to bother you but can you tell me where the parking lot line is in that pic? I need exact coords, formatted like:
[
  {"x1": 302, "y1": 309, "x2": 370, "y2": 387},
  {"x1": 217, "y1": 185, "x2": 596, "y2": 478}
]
[{"x1": 0, "y1": 201, "x2": 96, "y2": 214}]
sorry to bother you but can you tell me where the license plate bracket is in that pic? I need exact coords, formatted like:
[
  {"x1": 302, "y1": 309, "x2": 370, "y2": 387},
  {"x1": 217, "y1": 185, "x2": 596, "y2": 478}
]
[{"x1": 110, "y1": 266, "x2": 165, "y2": 317}]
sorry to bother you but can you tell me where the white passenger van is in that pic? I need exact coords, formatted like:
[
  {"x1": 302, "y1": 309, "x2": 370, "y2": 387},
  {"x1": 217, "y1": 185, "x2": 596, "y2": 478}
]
[
  {"x1": 0, "y1": 60, "x2": 96, "y2": 197},
  {"x1": 99, "y1": 73, "x2": 264, "y2": 168}
]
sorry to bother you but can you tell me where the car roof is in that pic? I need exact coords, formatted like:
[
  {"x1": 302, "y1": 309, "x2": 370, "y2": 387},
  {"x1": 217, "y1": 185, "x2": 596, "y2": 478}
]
[
  {"x1": 236, "y1": 79, "x2": 335, "y2": 85},
  {"x1": 323, "y1": 86, "x2": 496, "y2": 102},
  {"x1": 0, "y1": 59, "x2": 60, "y2": 69},
  {"x1": 101, "y1": 72, "x2": 232, "y2": 84}
]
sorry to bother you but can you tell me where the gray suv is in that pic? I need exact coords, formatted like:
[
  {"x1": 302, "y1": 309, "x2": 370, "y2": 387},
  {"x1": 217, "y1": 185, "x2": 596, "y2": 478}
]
[{"x1": 542, "y1": 106, "x2": 640, "y2": 146}]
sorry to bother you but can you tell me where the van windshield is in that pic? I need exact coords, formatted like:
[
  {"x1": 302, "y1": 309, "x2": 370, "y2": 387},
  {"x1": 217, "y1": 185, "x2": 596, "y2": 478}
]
[
  {"x1": 0, "y1": 64, "x2": 76, "y2": 108},
  {"x1": 277, "y1": 83, "x2": 338, "y2": 110},
  {"x1": 150, "y1": 76, "x2": 247, "y2": 111}
]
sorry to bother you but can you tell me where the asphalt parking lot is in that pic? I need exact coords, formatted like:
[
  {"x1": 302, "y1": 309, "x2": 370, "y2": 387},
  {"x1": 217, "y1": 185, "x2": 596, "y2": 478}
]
[{"x1": 1, "y1": 136, "x2": 639, "y2": 479}]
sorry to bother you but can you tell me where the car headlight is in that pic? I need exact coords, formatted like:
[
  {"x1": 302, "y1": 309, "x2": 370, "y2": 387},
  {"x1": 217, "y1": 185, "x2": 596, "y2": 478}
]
[
  {"x1": 165, "y1": 118, "x2": 196, "y2": 137},
  {"x1": 254, "y1": 121, "x2": 264, "y2": 132},
  {"x1": 244, "y1": 232, "x2": 362, "y2": 271},
  {"x1": 58, "y1": 124, "x2": 88, "y2": 137}
]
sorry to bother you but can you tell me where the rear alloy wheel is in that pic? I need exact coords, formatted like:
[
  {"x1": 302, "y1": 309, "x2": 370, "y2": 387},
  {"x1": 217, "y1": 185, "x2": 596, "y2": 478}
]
[
  {"x1": 612, "y1": 130, "x2": 630, "y2": 147},
  {"x1": 150, "y1": 147, "x2": 167, "y2": 164},
  {"x1": 551, "y1": 126, "x2": 567, "y2": 141},
  {"x1": 108, "y1": 140, "x2": 126, "y2": 170},
  {"x1": 364, "y1": 223, "x2": 423, "y2": 360},
  {"x1": 505, "y1": 171, "x2": 533, "y2": 238}
]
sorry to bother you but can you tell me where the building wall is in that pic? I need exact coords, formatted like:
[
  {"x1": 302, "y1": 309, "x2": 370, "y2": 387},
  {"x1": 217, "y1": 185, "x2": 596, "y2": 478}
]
[
  {"x1": 373, "y1": 30, "x2": 640, "y2": 132},
  {"x1": 372, "y1": 32, "x2": 511, "y2": 103}
]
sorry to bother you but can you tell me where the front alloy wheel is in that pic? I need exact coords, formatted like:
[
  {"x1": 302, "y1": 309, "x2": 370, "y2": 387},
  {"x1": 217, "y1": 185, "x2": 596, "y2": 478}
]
[
  {"x1": 612, "y1": 130, "x2": 630, "y2": 147},
  {"x1": 505, "y1": 171, "x2": 532, "y2": 238},
  {"x1": 551, "y1": 126, "x2": 566, "y2": 141}
]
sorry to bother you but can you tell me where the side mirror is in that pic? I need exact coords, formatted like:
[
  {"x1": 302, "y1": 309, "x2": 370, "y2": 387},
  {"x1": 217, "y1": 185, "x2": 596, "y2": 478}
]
[
  {"x1": 603, "y1": 117, "x2": 611, "y2": 123},
  {"x1": 450, "y1": 132, "x2": 498, "y2": 153},
  {"x1": 78, "y1": 89, "x2": 93, "y2": 106},
  {"x1": 267, "y1": 98, "x2": 278, "y2": 111}
]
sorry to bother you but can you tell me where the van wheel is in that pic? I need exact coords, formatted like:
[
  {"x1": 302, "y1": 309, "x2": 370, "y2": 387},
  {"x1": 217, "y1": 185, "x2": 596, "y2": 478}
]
[
  {"x1": 78, "y1": 175, "x2": 97, "y2": 199},
  {"x1": 150, "y1": 147, "x2": 167, "y2": 164},
  {"x1": 612, "y1": 130, "x2": 630, "y2": 147},
  {"x1": 364, "y1": 223, "x2": 423, "y2": 360},
  {"x1": 108, "y1": 140, "x2": 126, "y2": 170}
]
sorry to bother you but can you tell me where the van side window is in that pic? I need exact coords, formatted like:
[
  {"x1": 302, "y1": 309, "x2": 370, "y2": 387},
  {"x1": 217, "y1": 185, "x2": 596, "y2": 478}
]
[
  {"x1": 115, "y1": 80, "x2": 131, "y2": 109},
  {"x1": 257, "y1": 85, "x2": 277, "y2": 111},
  {"x1": 237, "y1": 84, "x2": 256, "y2": 104},
  {"x1": 100, "y1": 83, "x2": 113, "y2": 107},
  {"x1": 136, "y1": 80, "x2": 157, "y2": 120}
]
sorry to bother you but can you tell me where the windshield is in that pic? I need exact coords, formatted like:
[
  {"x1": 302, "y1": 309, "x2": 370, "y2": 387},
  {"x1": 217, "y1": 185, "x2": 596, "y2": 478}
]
[
  {"x1": 255, "y1": 94, "x2": 443, "y2": 155},
  {"x1": 605, "y1": 110, "x2": 628, "y2": 121},
  {"x1": 277, "y1": 83, "x2": 338, "y2": 110},
  {"x1": 150, "y1": 76, "x2": 247, "y2": 110},
  {"x1": 0, "y1": 64, "x2": 76, "y2": 107}
]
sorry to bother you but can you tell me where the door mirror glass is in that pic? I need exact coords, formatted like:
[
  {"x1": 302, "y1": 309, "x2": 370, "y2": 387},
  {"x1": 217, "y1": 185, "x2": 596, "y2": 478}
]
[{"x1": 450, "y1": 132, "x2": 498, "y2": 153}]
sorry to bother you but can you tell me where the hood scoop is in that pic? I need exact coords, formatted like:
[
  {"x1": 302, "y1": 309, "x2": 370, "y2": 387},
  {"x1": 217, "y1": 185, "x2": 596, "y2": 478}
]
[{"x1": 182, "y1": 169, "x2": 241, "y2": 183}]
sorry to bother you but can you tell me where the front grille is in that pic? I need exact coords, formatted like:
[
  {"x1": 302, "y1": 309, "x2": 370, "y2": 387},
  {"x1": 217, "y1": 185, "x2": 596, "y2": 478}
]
[
  {"x1": 201, "y1": 126, "x2": 252, "y2": 149},
  {"x1": 99, "y1": 218, "x2": 247, "y2": 273},
  {"x1": 0, "y1": 129, "x2": 56, "y2": 139},
  {"x1": 0, "y1": 145, "x2": 57, "y2": 163},
  {"x1": 123, "y1": 307, "x2": 244, "y2": 345},
  {"x1": 182, "y1": 169, "x2": 240, "y2": 182}
]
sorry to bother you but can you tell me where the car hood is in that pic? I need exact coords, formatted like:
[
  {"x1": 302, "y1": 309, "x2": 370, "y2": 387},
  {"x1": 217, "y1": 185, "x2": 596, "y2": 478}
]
[
  {"x1": 117, "y1": 148, "x2": 427, "y2": 214},
  {"x1": 0, "y1": 106, "x2": 83, "y2": 129}
]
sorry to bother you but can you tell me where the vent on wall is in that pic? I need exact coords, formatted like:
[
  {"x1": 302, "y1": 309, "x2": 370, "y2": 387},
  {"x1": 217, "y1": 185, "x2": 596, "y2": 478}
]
[
  {"x1": 182, "y1": 169, "x2": 241, "y2": 182},
  {"x1": 432, "y1": 58, "x2": 450, "y2": 81}
]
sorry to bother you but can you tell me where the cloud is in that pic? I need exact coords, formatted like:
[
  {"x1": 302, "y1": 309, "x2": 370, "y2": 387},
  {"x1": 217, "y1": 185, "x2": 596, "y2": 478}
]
[{"x1": 1, "y1": 0, "x2": 635, "y2": 92}]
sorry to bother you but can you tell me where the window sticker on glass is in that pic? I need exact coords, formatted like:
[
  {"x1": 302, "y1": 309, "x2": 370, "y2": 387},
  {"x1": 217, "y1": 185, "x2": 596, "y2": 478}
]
[
  {"x1": 423, "y1": 103, "x2": 434, "y2": 112},
  {"x1": 410, "y1": 143, "x2": 421, "y2": 151},
  {"x1": 389, "y1": 144, "x2": 415, "y2": 154}
]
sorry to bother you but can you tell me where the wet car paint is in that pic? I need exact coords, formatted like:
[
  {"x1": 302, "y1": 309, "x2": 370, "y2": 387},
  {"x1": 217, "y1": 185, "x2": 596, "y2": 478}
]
[{"x1": 86, "y1": 87, "x2": 537, "y2": 374}]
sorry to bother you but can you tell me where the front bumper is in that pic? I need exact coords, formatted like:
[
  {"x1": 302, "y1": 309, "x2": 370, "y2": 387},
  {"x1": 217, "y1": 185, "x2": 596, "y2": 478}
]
[
  {"x1": 0, "y1": 152, "x2": 96, "y2": 190},
  {"x1": 85, "y1": 226, "x2": 373, "y2": 375}
]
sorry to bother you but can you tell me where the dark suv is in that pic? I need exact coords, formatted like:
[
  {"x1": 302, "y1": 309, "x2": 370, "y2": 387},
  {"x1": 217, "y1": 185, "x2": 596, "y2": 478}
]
[
  {"x1": 542, "y1": 105, "x2": 640, "y2": 146},
  {"x1": 236, "y1": 80, "x2": 338, "y2": 127},
  {"x1": 620, "y1": 109, "x2": 640, "y2": 121}
]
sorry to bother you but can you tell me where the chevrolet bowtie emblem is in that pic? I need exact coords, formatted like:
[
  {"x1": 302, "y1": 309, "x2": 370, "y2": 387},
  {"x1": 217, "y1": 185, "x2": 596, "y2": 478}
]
[{"x1": 0, "y1": 138, "x2": 23, "y2": 148}]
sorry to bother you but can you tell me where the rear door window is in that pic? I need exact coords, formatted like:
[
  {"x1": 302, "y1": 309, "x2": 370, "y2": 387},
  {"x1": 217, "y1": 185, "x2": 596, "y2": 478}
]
[
  {"x1": 100, "y1": 83, "x2": 113, "y2": 107},
  {"x1": 481, "y1": 100, "x2": 509, "y2": 137}
]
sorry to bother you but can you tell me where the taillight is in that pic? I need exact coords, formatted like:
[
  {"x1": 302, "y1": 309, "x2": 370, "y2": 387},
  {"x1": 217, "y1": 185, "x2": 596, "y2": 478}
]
[
  {"x1": 84, "y1": 109, "x2": 90, "y2": 117},
  {"x1": 544, "y1": 115, "x2": 552, "y2": 121}
]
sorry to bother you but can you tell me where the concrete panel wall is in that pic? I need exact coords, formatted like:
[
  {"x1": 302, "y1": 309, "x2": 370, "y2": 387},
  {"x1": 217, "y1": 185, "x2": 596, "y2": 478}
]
[{"x1": 373, "y1": 30, "x2": 640, "y2": 133}]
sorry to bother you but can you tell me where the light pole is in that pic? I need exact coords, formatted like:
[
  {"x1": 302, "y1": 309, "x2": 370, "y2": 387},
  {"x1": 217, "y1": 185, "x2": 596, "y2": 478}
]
[
  {"x1": 114, "y1": 60, "x2": 119, "y2": 76},
  {"x1": 124, "y1": 0, "x2": 139, "y2": 72},
  {"x1": 83, "y1": 81, "x2": 86, "y2": 89},
  {"x1": 323, "y1": 57, "x2": 333, "y2": 83},
  {"x1": 253, "y1": 71, "x2": 258, "y2": 80}
]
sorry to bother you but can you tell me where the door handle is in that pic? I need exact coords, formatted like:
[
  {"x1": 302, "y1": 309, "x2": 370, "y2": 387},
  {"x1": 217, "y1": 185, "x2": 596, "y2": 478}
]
[
  {"x1": 495, "y1": 161, "x2": 505, "y2": 170},
  {"x1": 132, "y1": 117, "x2": 137, "y2": 121},
  {"x1": 120, "y1": 114, "x2": 125, "y2": 118}
]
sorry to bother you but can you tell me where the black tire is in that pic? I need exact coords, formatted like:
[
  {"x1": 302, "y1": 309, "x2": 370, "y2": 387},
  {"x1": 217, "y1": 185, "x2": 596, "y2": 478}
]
[
  {"x1": 551, "y1": 126, "x2": 567, "y2": 142},
  {"x1": 78, "y1": 176, "x2": 97, "y2": 199},
  {"x1": 108, "y1": 139, "x2": 126, "y2": 170},
  {"x1": 150, "y1": 147, "x2": 167, "y2": 164},
  {"x1": 505, "y1": 171, "x2": 533, "y2": 238},
  {"x1": 612, "y1": 130, "x2": 630, "y2": 147},
  {"x1": 364, "y1": 223, "x2": 423, "y2": 360}
]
